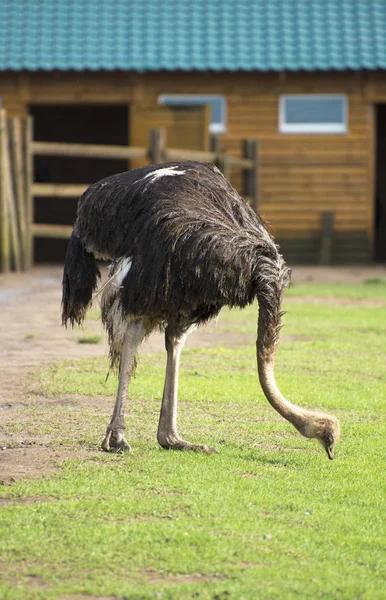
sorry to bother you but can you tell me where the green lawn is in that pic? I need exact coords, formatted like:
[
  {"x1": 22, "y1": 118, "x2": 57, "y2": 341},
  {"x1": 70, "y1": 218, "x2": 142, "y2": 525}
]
[{"x1": 0, "y1": 282, "x2": 385, "y2": 600}]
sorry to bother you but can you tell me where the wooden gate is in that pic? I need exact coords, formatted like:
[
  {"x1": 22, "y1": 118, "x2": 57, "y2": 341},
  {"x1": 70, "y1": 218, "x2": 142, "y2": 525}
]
[{"x1": 0, "y1": 109, "x2": 259, "y2": 273}]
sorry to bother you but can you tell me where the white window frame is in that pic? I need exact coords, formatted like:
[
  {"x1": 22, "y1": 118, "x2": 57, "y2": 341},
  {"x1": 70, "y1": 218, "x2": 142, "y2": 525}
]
[
  {"x1": 158, "y1": 94, "x2": 227, "y2": 134},
  {"x1": 279, "y1": 94, "x2": 348, "y2": 134}
]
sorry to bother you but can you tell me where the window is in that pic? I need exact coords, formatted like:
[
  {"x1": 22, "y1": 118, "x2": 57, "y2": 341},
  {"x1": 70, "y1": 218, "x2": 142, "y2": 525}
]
[
  {"x1": 158, "y1": 94, "x2": 227, "y2": 133},
  {"x1": 279, "y1": 95, "x2": 348, "y2": 134}
]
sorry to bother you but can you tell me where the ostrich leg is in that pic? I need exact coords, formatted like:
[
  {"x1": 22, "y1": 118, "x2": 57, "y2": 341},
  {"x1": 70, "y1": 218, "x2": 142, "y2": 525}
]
[
  {"x1": 101, "y1": 320, "x2": 146, "y2": 452},
  {"x1": 157, "y1": 326, "x2": 216, "y2": 453}
]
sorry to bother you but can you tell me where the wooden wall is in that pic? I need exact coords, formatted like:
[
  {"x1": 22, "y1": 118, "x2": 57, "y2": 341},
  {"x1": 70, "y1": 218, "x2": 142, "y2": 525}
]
[
  {"x1": 140, "y1": 71, "x2": 376, "y2": 263},
  {"x1": 0, "y1": 69, "x2": 381, "y2": 263}
]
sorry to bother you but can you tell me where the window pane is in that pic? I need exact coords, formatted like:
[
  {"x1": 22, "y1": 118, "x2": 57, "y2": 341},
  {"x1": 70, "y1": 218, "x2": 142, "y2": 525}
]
[
  {"x1": 210, "y1": 99, "x2": 223, "y2": 124},
  {"x1": 159, "y1": 95, "x2": 226, "y2": 131},
  {"x1": 284, "y1": 97, "x2": 345, "y2": 125}
]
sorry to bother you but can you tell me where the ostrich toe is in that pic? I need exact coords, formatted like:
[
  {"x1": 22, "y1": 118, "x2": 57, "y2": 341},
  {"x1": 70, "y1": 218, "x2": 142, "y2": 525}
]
[
  {"x1": 101, "y1": 428, "x2": 131, "y2": 453},
  {"x1": 158, "y1": 434, "x2": 217, "y2": 454}
]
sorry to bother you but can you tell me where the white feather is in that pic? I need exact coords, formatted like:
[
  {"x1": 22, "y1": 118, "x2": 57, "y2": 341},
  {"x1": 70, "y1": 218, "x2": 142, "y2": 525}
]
[
  {"x1": 114, "y1": 257, "x2": 132, "y2": 287},
  {"x1": 144, "y1": 166, "x2": 186, "y2": 183}
]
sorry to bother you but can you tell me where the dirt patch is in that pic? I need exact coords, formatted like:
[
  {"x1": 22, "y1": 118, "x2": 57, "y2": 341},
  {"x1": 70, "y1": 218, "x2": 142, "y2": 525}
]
[
  {"x1": 235, "y1": 561, "x2": 264, "y2": 568},
  {"x1": 0, "y1": 571, "x2": 49, "y2": 590},
  {"x1": 0, "y1": 264, "x2": 385, "y2": 484},
  {"x1": 58, "y1": 596, "x2": 118, "y2": 600},
  {"x1": 0, "y1": 447, "x2": 99, "y2": 485},
  {"x1": 286, "y1": 296, "x2": 386, "y2": 307},
  {"x1": 24, "y1": 574, "x2": 49, "y2": 590},
  {"x1": 143, "y1": 569, "x2": 226, "y2": 585},
  {"x1": 0, "y1": 495, "x2": 57, "y2": 505},
  {"x1": 289, "y1": 265, "x2": 386, "y2": 284}
]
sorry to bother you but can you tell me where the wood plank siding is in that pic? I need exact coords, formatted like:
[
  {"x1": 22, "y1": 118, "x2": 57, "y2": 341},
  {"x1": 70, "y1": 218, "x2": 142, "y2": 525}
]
[{"x1": 0, "y1": 70, "x2": 379, "y2": 263}]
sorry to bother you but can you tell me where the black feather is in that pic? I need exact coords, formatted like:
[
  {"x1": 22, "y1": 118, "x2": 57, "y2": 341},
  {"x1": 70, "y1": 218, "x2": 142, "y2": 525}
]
[
  {"x1": 64, "y1": 161, "x2": 290, "y2": 356},
  {"x1": 62, "y1": 233, "x2": 100, "y2": 326}
]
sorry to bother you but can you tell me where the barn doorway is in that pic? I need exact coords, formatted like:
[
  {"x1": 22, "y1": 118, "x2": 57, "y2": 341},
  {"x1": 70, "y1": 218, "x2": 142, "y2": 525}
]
[
  {"x1": 375, "y1": 104, "x2": 386, "y2": 262},
  {"x1": 30, "y1": 104, "x2": 129, "y2": 262}
]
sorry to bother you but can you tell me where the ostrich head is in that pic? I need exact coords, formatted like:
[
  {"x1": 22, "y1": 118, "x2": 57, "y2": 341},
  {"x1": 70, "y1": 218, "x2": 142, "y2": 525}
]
[
  {"x1": 257, "y1": 355, "x2": 341, "y2": 460},
  {"x1": 301, "y1": 413, "x2": 341, "y2": 460}
]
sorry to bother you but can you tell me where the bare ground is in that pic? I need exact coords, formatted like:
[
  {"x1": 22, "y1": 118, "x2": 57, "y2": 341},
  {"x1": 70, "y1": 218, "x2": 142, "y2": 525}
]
[{"x1": 1, "y1": 264, "x2": 385, "y2": 484}]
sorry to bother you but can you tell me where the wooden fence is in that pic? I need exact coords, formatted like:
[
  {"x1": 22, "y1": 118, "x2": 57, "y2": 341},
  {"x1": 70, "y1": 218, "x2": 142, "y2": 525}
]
[
  {"x1": 0, "y1": 112, "x2": 259, "y2": 273},
  {"x1": 0, "y1": 110, "x2": 32, "y2": 273}
]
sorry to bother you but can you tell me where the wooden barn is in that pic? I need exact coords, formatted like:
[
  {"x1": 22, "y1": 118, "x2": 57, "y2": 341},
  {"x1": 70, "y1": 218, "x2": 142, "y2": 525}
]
[{"x1": 1, "y1": 0, "x2": 386, "y2": 264}]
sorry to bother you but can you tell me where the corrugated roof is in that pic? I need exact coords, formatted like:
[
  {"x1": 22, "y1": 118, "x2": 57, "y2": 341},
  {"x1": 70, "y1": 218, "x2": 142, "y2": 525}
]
[{"x1": 1, "y1": 0, "x2": 386, "y2": 72}]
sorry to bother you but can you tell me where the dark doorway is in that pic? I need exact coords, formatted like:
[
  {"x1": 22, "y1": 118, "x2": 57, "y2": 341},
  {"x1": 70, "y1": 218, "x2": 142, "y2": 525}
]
[
  {"x1": 375, "y1": 104, "x2": 386, "y2": 262},
  {"x1": 30, "y1": 104, "x2": 129, "y2": 262}
]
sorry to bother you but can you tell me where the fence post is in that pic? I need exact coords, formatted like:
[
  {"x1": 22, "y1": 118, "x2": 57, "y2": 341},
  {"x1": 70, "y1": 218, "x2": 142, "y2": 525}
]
[
  {"x1": 149, "y1": 128, "x2": 166, "y2": 164},
  {"x1": 23, "y1": 116, "x2": 33, "y2": 268},
  {"x1": 212, "y1": 137, "x2": 230, "y2": 178},
  {"x1": 0, "y1": 110, "x2": 10, "y2": 273},
  {"x1": 210, "y1": 134, "x2": 231, "y2": 178},
  {"x1": 210, "y1": 134, "x2": 221, "y2": 167},
  {"x1": 219, "y1": 153, "x2": 230, "y2": 180},
  {"x1": 319, "y1": 211, "x2": 334, "y2": 265},
  {"x1": 243, "y1": 139, "x2": 259, "y2": 212},
  {"x1": 6, "y1": 118, "x2": 22, "y2": 272},
  {"x1": 11, "y1": 118, "x2": 27, "y2": 270}
]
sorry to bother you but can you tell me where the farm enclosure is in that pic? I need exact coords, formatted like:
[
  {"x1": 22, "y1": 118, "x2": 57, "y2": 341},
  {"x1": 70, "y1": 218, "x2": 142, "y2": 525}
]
[
  {"x1": 1, "y1": 69, "x2": 385, "y2": 264},
  {"x1": 0, "y1": 107, "x2": 259, "y2": 271}
]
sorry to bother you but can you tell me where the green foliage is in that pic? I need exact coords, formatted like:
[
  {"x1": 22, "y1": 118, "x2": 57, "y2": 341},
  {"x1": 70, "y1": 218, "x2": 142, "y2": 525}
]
[
  {"x1": 363, "y1": 277, "x2": 386, "y2": 286},
  {"x1": 1, "y1": 282, "x2": 385, "y2": 599},
  {"x1": 77, "y1": 334, "x2": 103, "y2": 344}
]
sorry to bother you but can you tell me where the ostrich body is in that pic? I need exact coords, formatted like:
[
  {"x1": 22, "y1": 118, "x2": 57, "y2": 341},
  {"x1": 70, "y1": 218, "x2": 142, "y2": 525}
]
[{"x1": 62, "y1": 161, "x2": 340, "y2": 459}]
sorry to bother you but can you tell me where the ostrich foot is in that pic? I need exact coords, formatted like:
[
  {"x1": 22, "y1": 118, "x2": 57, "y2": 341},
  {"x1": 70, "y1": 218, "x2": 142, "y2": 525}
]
[
  {"x1": 158, "y1": 434, "x2": 217, "y2": 454},
  {"x1": 101, "y1": 427, "x2": 131, "y2": 453}
]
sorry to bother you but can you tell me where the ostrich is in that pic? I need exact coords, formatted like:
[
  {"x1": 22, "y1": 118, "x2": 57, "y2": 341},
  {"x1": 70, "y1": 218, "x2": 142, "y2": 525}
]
[{"x1": 62, "y1": 161, "x2": 340, "y2": 459}]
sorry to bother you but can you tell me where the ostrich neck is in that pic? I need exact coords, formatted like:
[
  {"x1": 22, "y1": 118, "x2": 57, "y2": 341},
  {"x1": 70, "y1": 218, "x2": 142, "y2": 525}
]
[{"x1": 256, "y1": 346, "x2": 312, "y2": 436}]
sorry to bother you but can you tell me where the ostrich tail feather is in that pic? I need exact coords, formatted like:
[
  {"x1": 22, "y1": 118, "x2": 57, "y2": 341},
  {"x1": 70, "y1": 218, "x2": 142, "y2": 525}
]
[{"x1": 61, "y1": 233, "x2": 100, "y2": 327}]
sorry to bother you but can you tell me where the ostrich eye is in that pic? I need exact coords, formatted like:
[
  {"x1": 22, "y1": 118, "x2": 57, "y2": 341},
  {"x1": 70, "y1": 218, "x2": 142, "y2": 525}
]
[{"x1": 326, "y1": 433, "x2": 333, "y2": 444}]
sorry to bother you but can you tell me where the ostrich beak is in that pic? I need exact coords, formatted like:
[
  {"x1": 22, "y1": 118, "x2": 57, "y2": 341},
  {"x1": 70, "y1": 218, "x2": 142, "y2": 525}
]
[{"x1": 326, "y1": 445, "x2": 334, "y2": 460}]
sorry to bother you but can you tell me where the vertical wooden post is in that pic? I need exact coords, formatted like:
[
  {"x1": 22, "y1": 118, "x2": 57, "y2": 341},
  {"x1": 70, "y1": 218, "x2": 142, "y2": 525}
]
[
  {"x1": 243, "y1": 139, "x2": 259, "y2": 212},
  {"x1": 211, "y1": 135, "x2": 231, "y2": 179},
  {"x1": 210, "y1": 134, "x2": 221, "y2": 167},
  {"x1": 0, "y1": 110, "x2": 10, "y2": 273},
  {"x1": 11, "y1": 118, "x2": 27, "y2": 270},
  {"x1": 319, "y1": 211, "x2": 334, "y2": 265},
  {"x1": 219, "y1": 153, "x2": 230, "y2": 180},
  {"x1": 6, "y1": 118, "x2": 22, "y2": 271},
  {"x1": 149, "y1": 128, "x2": 166, "y2": 164},
  {"x1": 23, "y1": 116, "x2": 33, "y2": 268}
]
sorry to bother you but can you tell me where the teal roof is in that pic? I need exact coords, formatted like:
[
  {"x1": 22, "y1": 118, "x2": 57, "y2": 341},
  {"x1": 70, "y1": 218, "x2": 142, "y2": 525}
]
[{"x1": 1, "y1": 0, "x2": 386, "y2": 72}]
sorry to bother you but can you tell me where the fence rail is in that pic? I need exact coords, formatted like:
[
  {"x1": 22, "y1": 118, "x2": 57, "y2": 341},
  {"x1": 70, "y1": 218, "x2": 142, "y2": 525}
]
[
  {"x1": 32, "y1": 141, "x2": 148, "y2": 160},
  {"x1": 32, "y1": 223, "x2": 73, "y2": 239},
  {"x1": 0, "y1": 112, "x2": 260, "y2": 273},
  {"x1": 163, "y1": 148, "x2": 217, "y2": 163},
  {"x1": 32, "y1": 183, "x2": 89, "y2": 198}
]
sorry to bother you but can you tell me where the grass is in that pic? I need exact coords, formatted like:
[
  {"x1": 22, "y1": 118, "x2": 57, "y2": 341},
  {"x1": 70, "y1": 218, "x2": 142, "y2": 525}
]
[
  {"x1": 1, "y1": 281, "x2": 386, "y2": 599},
  {"x1": 24, "y1": 333, "x2": 36, "y2": 340},
  {"x1": 363, "y1": 277, "x2": 386, "y2": 286},
  {"x1": 285, "y1": 280, "x2": 386, "y2": 299},
  {"x1": 77, "y1": 334, "x2": 103, "y2": 344}
]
